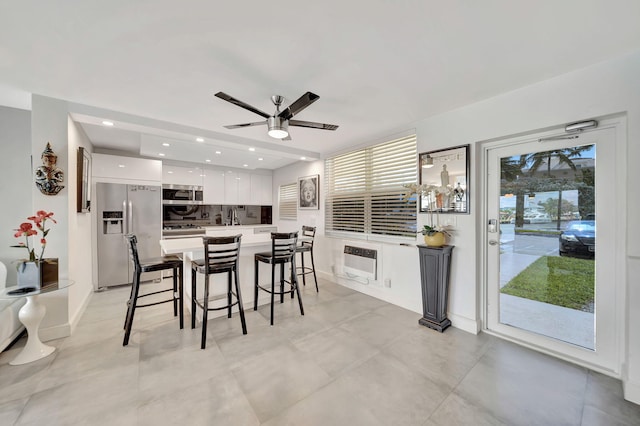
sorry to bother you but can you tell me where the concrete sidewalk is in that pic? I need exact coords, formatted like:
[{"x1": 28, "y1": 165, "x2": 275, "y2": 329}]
[{"x1": 498, "y1": 236, "x2": 595, "y2": 350}]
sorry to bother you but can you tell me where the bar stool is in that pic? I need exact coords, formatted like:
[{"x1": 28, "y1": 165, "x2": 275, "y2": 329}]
[
  {"x1": 254, "y1": 232, "x2": 304, "y2": 325},
  {"x1": 123, "y1": 234, "x2": 183, "y2": 346},
  {"x1": 296, "y1": 226, "x2": 318, "y2": 292},
  {"x1": 191, "y1": 235, "x2": 246, "y2": 349}
]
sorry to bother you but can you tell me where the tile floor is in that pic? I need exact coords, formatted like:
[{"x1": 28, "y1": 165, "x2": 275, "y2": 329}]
[{"x1": 1, "y1": 278, "x2": 639, "y2": 425}]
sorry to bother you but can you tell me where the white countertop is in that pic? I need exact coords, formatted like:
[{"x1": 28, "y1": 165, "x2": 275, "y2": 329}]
[{"x1": 160, "y1": 232, "x2": 273, "y2": 254}]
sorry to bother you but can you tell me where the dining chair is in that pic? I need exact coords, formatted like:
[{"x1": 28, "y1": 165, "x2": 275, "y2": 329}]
[
  {"x1": 123, "y1": 234, "x2": 183, "y2": 346},
  {"x1": 191, "y1": 235, "x2": 247, "y2": 349}
]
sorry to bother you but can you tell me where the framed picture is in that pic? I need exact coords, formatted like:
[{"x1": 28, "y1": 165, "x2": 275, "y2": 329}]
[
  {"x1": 298, "y1": 174, "x2": 319, "y2": 210},
  {"x1": 419, "y1": 144, "x2": 470, "y2": 214},
  {"x1": 76, "y1": 147, "x2": 91, "y2": 213}
]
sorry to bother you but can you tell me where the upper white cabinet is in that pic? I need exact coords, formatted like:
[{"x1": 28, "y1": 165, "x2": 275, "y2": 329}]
[
  {"x1": 203, "y1": 169, "x2": 225, "y2": 204},
  {"x1": 92, "y1": 154, "x2": 162, "y2": 183},
  {"x1": 237, "y1": 172, "x2": 251, "y2": 205},
  {"x1": 165, "y1": 164, "x2": 273, "y2": 206},
  {"x1": 250, "y1": 173, "x2": 273, "y2": 205},
  {"x1": 163, "y1": 165, "x2": 204, "y2": 186}
]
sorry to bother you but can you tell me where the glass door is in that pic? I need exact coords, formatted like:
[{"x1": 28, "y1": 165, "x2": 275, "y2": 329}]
[{"x1": 485, "y1": 126, "x2": 619, "y2": 371}]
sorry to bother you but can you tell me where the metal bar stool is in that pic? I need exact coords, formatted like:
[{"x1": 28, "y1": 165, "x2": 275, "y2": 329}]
[
  {"x1": 191, "y1": 235, "x2": 247, "y2": 349},
  {"x1": 296, "y1": 226, "x2": 319, "y2": 292},
  {"x1": 254, "y1": 232, "x2": 304, "y2": 325},
  {"x1": 123, "y1": 234, "x2": 183, "y2": 346}
]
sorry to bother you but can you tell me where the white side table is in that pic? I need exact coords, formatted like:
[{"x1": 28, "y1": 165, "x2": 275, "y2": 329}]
[{"x1": 0, "y1": 279, "x2": 73, "y2": 365}]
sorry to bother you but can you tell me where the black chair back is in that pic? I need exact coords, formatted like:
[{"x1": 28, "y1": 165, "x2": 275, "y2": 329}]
[
  {"x1": 271, "y1": 232, "x2": 298, "y2": 261},
  {"x1": 202, "y1": 235, "x2": 242, "y2": 274},
  {"x1": 124, "y1": 234, "x2": 141, "y2": 271},
  {"x1": 300, "y1": 226, "x2": 316, "y2": 248}
]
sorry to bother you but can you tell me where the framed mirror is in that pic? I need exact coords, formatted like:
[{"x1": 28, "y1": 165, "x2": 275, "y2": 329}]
[
  {"x1": 419, "y1": 144, "x2": 469, "y2": 214},
  {"x1": 76, "y1": 147, "x2": 91, "y2": 213}
]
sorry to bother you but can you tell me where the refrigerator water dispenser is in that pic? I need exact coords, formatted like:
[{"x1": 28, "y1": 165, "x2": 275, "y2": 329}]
[{"x1": 103, "y1": 211, "x2": 123, "y2": 234}]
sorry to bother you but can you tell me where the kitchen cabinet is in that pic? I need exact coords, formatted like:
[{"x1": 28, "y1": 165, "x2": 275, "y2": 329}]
[
  {"x1": 224, "y1": 171, "x2": 239, "y2": 204},
  {"x1": 162, "y1": 165, "x2": 204, "y2": 186},
  {"x1": 92, "y1": 154, "x2": 162, "y2": 183},
  {"x1": 237, "y1": 172, "x2": 251, "y2": 205},
  {"x1": 251, "y1": 174, "x2": 272, "y2": 205},
  {"x1": 203, "y1": 169, "x2": 225, "y2": 204}
]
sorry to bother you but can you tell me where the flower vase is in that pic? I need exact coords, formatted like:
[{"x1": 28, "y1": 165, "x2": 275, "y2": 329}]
[
  {"x1": 424, "y1": 232, "x2": 446, "y2": 247},
  {"x1": 40, "y1": 258, "x2": 59, "y2": 289},
  {"x1": 17, "y1": 261, "x2": 40, "y2": 289}
]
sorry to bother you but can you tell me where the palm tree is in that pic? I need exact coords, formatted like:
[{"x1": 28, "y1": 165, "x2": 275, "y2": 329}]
[{"x1": 501, "y1": 145, "x2": 593, "y2": 229}]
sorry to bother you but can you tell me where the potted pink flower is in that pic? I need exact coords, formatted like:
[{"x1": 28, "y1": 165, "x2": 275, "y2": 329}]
[{"x1": 12, "y1": 210, "x2": 57, "y2": 288}]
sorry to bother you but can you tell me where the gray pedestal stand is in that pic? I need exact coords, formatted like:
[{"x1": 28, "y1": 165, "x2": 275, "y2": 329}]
[{"x1": 417, "y1": 245, "x2": 454, "y2": 332}]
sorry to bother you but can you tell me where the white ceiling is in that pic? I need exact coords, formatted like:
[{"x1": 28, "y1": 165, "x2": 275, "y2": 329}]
[{"x1": 1, "y1": 1, "x2": 639, "y2": 170}]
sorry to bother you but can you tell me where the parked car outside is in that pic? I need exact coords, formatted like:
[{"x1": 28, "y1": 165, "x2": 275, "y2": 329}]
[{"x1": 559, "y1": 220, "x2": 595, "y2": 258}]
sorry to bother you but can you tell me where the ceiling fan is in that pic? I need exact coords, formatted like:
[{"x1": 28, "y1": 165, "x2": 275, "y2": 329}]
[{"x1": 215, "y1": 91, "x2": 338, "y2": 140}]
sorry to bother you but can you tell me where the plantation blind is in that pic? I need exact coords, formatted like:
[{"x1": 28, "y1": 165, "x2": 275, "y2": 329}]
[
  {"x1": 279, "y1": 183, "x2": 297, "y2": 220},
  {"x1": 325, "y1": 134, "x2": 417, "y2": 238}
]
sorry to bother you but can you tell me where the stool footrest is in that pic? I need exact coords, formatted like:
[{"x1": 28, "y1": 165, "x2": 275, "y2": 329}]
[{"x1": 194, "y1": 293, "x2": 241, "y2": 312}]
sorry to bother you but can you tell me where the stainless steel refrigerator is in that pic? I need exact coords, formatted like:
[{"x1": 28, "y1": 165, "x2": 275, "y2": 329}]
[{"x1": 96, "y1": 183, "x2": 162, "y2": 288}]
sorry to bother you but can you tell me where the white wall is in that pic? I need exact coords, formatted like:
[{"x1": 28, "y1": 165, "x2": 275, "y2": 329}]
[
  {"x1": 0, "y1": 106, "x2": 32, "y2": 284},
  {"x1": 67, "y1": 118, "x2": 94, "y2": 330},
  {"x1": 273, "y1": 50, "x2": 640, "y2": 402},
  {"x1": 0, "y1": 95, "x2": 94, "y2": 341},
  {"x1": 31, "y1": 95, "x2": 70, "y2": 334}
]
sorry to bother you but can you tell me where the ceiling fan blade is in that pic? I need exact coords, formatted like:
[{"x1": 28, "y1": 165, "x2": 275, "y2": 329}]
[
  {"x1": 223, "y1": 121, "x2": 267, "y2": 129},
  {"x1": 278, "y1": 92, "x2": 320, "y2": 120},
  {"x1": 289, "y1": 119, "x2": 339, "y2": 131},
  {"x1": 215, "y1": 92, "x2": 271, "y2": 119}
]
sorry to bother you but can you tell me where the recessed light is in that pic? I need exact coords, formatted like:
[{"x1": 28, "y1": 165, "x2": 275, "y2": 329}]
[
  {"x1": 243, "y1": 164, "x2": 248, "y2": 167},
  {"x1": 162, "y1": 142, "x2": 170, "y2": 147},
  {"x1": 118, "y1": 164, "x2": 125, "y2": 168},
  {"x1": 102, "y1": 120, "x2": 114, "y2": 126},
  {"x1": 200, "y1": 174, "x2": 205, "y2": 177},
  {"x1": 258, "y1": 157, "x2": 263, "y2": 161},
  {"x1": 215, "y1": 151, "x2": 221, "y2": 154},
  {"x1": 196, "y1": 137, "x2": 204, "y2": 142},
  {"x1": 188, "y1": 170, "x2": 193, "y2": 173},
  {"x1": 300, "y1": 156, "x2": 306, "y2": 160},
  {"x1": 158, "y1": 153, "x2": 165, "y2": 157},
  {"x1": 205, "y1": 159, "x2": 211, "y2": 163},
  {"x1": 167, "y1": 171, "x2": 173, "y2": 174},
  {"x1": 249, "y1": 147, "x2": 255, "y2": 152}
]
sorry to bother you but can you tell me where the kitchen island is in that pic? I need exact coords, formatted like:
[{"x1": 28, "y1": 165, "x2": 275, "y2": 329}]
[{"x1": 159, "y1": 230, "x2": 286, "y2": 322}]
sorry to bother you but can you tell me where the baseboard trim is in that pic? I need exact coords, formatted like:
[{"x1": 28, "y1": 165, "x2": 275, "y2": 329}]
[
  {"x1": 449, "y1": 313, "x2": 480, "y2": 335},
  {"x1": 39, "y1": 323, "x2": 71, "y2": 342},
  {"x1": 623, "y1": 377, "x2": 640, "y2": 404}
]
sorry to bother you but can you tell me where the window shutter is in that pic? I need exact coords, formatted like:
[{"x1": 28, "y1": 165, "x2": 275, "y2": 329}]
[
  {"x1": 279, "y1": 183, "x2": 297, "y2": 220},
  {"x1": 325, "y1": 134, "x2": 417, "y2": 238}
]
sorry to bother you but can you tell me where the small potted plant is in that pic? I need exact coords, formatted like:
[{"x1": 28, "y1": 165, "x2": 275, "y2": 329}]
[
  {"x1": 11, "y1": 210, "x2": 57, "y2": 288},
  {"x1": 404, "y1": 183, "x2": 454, "y2": 247}
]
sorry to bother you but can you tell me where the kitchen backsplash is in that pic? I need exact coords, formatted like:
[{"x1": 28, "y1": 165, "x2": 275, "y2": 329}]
[{"x1": 163, "y1": 204, "x2": 272, "y2": 226}]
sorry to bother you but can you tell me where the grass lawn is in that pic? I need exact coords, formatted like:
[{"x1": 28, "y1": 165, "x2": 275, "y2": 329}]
[{"x1": 500, "y1": 255, "x2": 594, "y2": 312}]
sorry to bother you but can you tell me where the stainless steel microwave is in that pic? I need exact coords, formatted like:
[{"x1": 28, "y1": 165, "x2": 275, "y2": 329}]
[{"x1": 162, "y1": 184, "x2": 204, "y2": 205}]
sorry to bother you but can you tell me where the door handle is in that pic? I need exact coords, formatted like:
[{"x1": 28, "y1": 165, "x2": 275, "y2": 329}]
[{"x1": 489, "y1": 240, "x2": 498, "y2": 246}]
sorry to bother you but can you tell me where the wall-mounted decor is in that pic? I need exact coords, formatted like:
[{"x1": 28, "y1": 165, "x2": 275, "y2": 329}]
[
  {"x1": 35, "y1": 142, "x2": 65, "y2": 196},
  {"x1": 419, "y1": 144, "x2": 470, "y2": 214},
  {"x1": 76, "y1": 147, "x2": 91, "y2": 212},
  {"x1": 298, "y1": 174, "x2": 319, "y2": 210}
]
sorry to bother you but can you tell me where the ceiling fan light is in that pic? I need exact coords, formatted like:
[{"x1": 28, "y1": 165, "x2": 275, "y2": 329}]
[{"x1": 267, "y1": 116, "x2": 289, "y2": 139}]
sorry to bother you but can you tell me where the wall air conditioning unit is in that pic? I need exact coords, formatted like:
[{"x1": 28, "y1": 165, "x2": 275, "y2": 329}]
[{"x1": 343, "y1": 245, "x2": 378, "y2": 281}]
